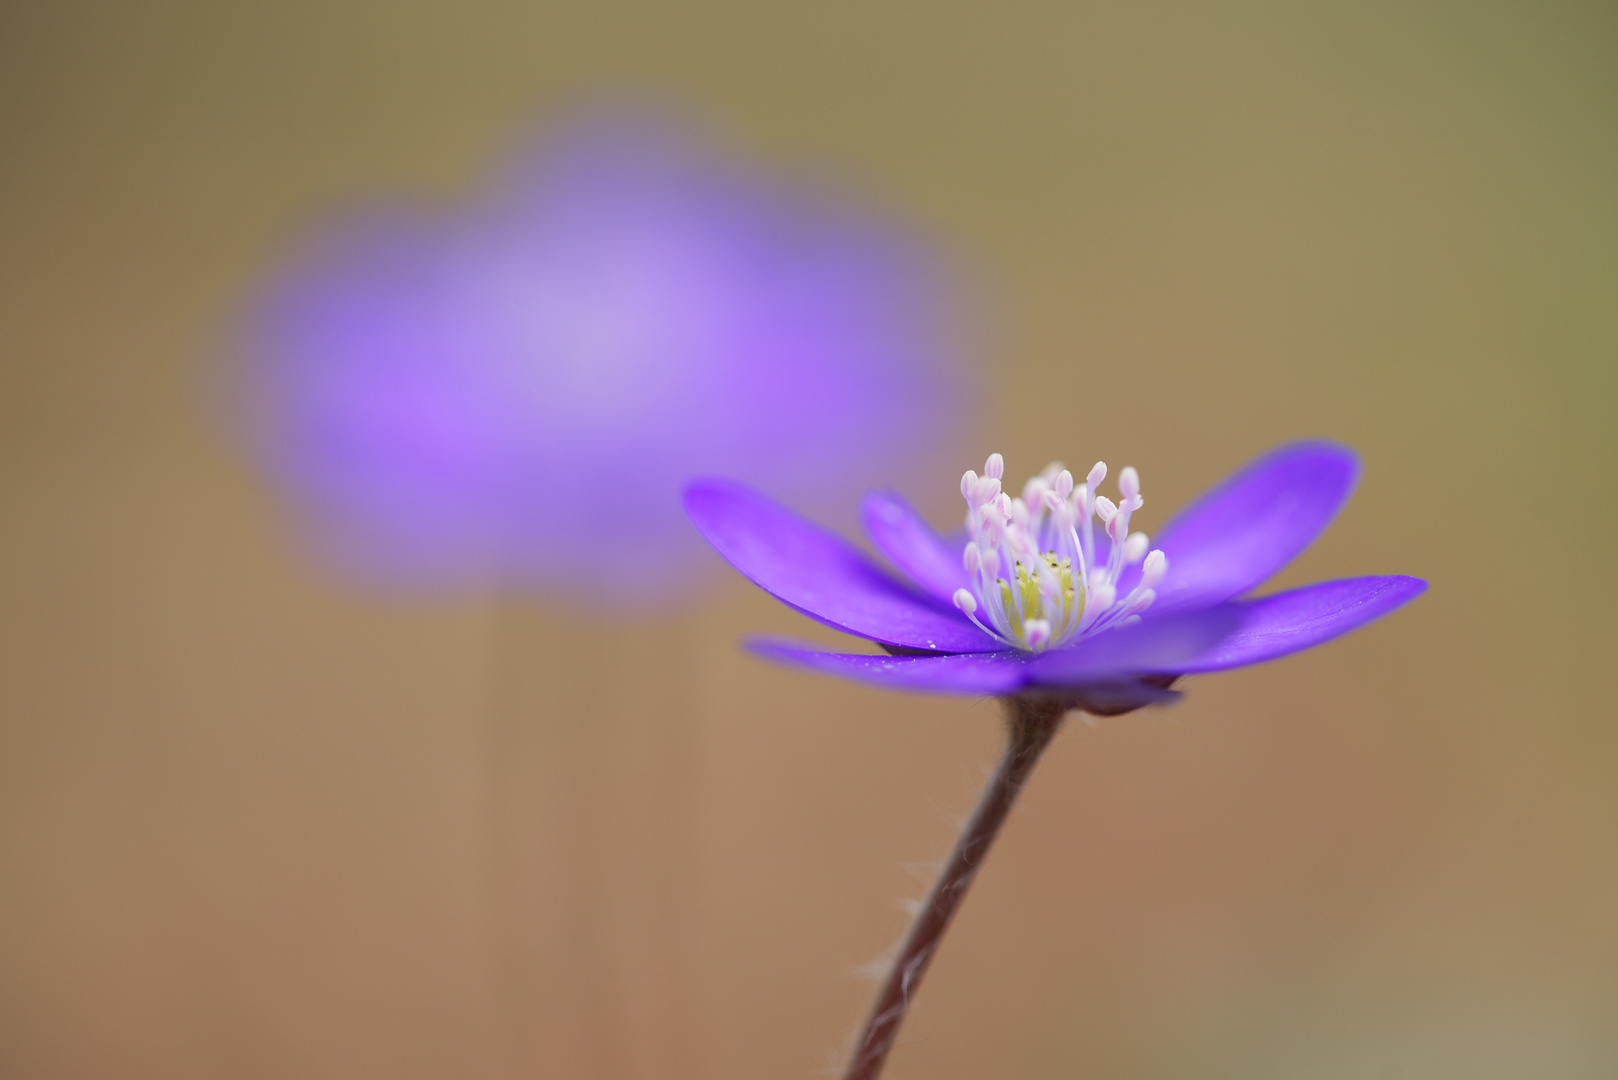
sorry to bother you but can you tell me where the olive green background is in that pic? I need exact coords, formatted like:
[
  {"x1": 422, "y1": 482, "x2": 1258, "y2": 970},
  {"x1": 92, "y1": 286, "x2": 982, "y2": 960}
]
[{"x1": 2, "y1": 2, "x2": 1614, "y2": 1078}]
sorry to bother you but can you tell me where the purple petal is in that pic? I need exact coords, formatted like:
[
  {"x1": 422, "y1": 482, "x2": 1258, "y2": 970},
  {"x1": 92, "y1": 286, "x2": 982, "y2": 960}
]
[
  {"x1": 1176, "y1": 575, "x2": 1427, "y2": 673},
  {"x1": 746, "y1": 639, "x2": 1030, "y2": 694},
  {"x1": 861, "y1": 489, "x2": 968, "y2": 601},
  {"x1": 1025, "y1": 606, "x2": 1246, "y2": 685},
  {"x1": 685, "y1": 480, "x2": 1000, "y2": 653},
  {"x1": 1151, "y1": 441, "x2": 1361, "y2": 610},
  {"x1": 748, "y1": 639, "x2": 1186, "y2": 709}
]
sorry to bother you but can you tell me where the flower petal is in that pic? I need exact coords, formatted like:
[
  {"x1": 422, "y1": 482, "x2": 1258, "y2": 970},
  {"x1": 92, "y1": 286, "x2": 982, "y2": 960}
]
[
  {"x1": 746, "y1": 638, "x2": 1030, "y2": 694},
  {"x1": 748, "y1": 638, "x2": 1187, "y2": 710},
  {"x1": 1151, "y1": 440, "x2": 1361, "y2": 610},
  {"x1": 860, "y1": 489, "x2": 968, "y2": 601},
  {"x1": 684, "y1": 479, "x2": 1000, "y2": 653},
  {"x1": 1025, "y1": 606, "x2": 1246, "y2": 685},
  {"x1": 1176, "y1": 575, "x2": 1427, "y2": 673}
]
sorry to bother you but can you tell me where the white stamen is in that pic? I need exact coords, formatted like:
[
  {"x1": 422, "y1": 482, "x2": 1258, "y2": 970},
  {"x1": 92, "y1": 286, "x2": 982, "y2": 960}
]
[
  {"x1": 1022, "y1": 476, "x2": 1049, "y2": 509},
  {"x1": 1039, "y1": 573, "x2": 1062, "y2": 607},
  {"x1": 980, "y1": 503, "x2": 1006, "y2": 545},
  {"x1": 1076, "y1": 481, "x2": 1095, "y2": 569},
  {"x1": 1123, "y1": 531, "x2": 1149, "y2": 565},
  {"x1": 1024, "y1": 619, "x2": 1052, "y2": 651},
  {"x1": 956, "y1": 452, "x2": 1158, "y2": 653},
  {"x1": 954, "y1": 587, "x2": 1000, "y2": 641},
  {"x1": 1141, "y1": 549, "x2": 1167, "y2": 589}
]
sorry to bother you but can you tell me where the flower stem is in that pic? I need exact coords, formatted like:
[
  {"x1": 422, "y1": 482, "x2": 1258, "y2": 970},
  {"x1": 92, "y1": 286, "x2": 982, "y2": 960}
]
[{"x1": 842, "y1": 695, "x2": 1068, "y2": 1080}]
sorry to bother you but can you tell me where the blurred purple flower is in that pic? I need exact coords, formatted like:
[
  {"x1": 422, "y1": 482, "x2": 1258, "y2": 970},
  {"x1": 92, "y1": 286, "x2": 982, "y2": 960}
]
[
  {"x1": 228, "y1": 122, "x2": 963, "y2": 601},
  {"x1": 684, "y1": 441, "x2": 1426, "y2": 712}
]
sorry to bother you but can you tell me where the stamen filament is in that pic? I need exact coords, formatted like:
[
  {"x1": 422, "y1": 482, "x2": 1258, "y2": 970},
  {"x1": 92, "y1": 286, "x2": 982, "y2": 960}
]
[{"x1": 959, "y1": 453, "x2": 1166, "y2": 654}]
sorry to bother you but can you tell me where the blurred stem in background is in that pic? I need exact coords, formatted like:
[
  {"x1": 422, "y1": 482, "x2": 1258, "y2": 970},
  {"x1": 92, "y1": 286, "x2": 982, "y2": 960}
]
[{"x1": 484, "y1": 605, "x2": 704, "y2": 1080}]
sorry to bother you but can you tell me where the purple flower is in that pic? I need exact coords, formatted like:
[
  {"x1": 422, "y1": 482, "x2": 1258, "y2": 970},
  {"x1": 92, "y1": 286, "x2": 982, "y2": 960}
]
[
  {"x1": 684, "y1": 440, "x2": 1425, "y2": 712},
  {"x1": 226, "y1": 121, "x2": 962, "y2": 602}
]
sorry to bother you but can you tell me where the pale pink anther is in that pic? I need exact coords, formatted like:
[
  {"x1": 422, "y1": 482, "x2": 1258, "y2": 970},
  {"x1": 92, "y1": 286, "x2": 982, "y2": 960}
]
[
  {"x1": 1119, "y1": 466, "x2": 1140, "y2": 501},
  {"x1": 1141, "y1": 549, "x2": 1168, "y2": 590},
  {"x1": 1123, "y1": 532, "x2": 1149, "y2": 565},
  {"x1": 1023, "y1": 619, "x2": 1052, "y2": 651}
]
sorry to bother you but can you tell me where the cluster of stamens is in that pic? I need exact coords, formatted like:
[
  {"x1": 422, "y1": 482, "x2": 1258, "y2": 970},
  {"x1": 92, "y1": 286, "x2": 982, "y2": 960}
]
[{"x1": 952, "y1": 454, "x2": 1168, "y2": 653}]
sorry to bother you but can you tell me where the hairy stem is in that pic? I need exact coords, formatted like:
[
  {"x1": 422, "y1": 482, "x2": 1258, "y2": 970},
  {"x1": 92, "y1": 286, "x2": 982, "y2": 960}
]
[{"x1": 842, "y1": 696, "x2": 1068, "y2": 1080}]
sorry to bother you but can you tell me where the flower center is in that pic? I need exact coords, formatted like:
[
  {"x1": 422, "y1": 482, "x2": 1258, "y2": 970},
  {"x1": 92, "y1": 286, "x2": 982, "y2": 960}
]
[{"x1": 951, "y1": 454, "x2": 1167, "y2": 653}]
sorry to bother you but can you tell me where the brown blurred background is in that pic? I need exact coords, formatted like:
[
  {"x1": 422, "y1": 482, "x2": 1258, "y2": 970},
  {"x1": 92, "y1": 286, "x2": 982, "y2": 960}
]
[{"x1": 2, "y1": 2, "x2": 1615, "y2": 1078}]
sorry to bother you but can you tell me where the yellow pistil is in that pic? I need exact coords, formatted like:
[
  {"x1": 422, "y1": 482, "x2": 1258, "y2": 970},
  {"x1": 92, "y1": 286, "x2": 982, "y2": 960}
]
[
  {"x1": 1041, "y1": 552, "x2": 1085, "y2": 633},
  {"x1": 997, "y1": 577, "x2": 1024, "y2": 640},
  {"x1": 995, "y1": 555, "x2": 1088, "y2": 649},
  {"x1": 1016, "y1": 563, "x2": 1043, "y2": 622}
]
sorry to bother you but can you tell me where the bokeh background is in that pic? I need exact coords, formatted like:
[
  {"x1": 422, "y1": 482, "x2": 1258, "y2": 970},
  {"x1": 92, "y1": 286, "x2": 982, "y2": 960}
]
[{"x1": 2, "y1": 2, "x2": 1615, "y2": 1078}]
